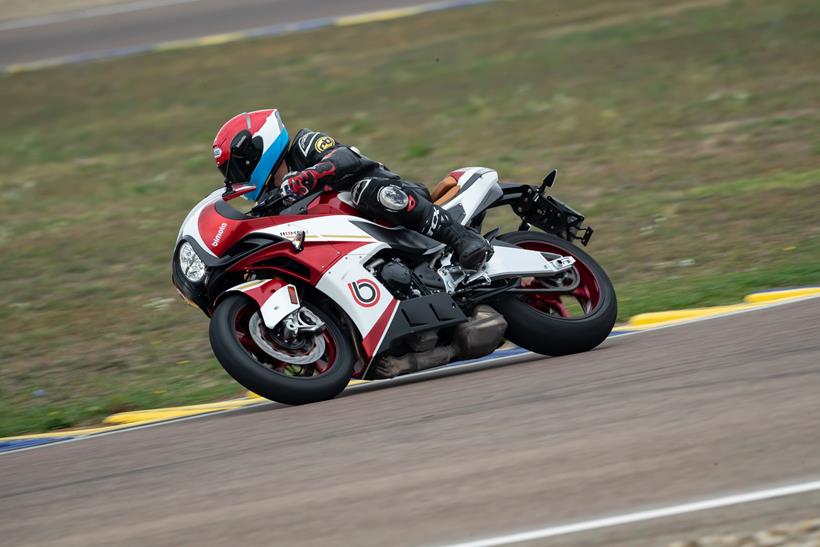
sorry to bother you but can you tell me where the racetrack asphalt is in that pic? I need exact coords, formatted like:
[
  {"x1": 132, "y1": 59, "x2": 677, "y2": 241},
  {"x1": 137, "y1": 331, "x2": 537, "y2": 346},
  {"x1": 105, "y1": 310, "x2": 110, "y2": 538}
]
[
  {"x1": 0, "y1": 0, "x2": 470, "y2": 67},
  {"x1": 1, "y1": 298, "x2": 818, "y2": 546}
]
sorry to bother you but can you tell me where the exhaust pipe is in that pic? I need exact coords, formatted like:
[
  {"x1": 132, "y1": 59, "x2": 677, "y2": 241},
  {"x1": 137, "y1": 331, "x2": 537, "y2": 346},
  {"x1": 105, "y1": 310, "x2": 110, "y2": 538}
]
[{"x1": 375, "y1": 305, "x2": 507, "y2": 378}]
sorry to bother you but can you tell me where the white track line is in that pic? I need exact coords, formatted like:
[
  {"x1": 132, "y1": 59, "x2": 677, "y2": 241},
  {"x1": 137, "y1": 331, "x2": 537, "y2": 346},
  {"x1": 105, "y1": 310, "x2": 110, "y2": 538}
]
[{"x1": 441, "y1": 479, "x2": 820, "y2": 547}]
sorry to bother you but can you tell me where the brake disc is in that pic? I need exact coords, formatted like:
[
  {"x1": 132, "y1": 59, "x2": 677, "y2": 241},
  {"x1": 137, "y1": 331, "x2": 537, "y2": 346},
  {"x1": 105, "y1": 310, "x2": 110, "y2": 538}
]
[{"x1": 248, "y1": 312, "x2": 326, "y2": 365}]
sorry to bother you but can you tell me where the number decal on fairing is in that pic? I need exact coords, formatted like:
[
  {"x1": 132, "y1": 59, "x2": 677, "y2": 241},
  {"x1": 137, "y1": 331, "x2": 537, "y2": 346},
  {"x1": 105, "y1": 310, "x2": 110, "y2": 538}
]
[{"x1": 348, "y1": 279, "x2": 381, "y2": 308}]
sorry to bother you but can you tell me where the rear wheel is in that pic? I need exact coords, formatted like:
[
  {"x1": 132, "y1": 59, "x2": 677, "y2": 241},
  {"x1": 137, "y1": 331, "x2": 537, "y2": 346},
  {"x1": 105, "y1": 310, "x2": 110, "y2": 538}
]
[
  {"x1": 491, "y1": 231, "x2": 617, "y2": 356},
  {"x1": 209, "y1": 295, "x2": 354, "y2": 405}
]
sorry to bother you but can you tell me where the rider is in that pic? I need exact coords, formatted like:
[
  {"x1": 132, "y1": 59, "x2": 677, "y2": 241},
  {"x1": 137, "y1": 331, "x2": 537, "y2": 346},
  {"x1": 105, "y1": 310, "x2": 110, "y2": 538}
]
[{"x1": 212, "y1": 109, "x2": 492, "y2": 270}]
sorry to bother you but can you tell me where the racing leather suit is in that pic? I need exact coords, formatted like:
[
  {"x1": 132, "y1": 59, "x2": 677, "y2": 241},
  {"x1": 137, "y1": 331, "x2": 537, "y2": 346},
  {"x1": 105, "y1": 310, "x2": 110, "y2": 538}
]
[{"x1": 264, "y1": 129, "x2": 491, "y2": 269}]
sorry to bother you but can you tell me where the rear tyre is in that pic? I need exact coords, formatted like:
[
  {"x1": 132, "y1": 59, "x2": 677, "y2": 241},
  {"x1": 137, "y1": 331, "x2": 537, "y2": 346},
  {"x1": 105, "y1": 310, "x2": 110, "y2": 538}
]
[
  {"x1": 209, "y1": 294, "x2": 354, "y2": 405},
  {"x1": 491, "y1": 231, "x2": 617, "y2": 356}
]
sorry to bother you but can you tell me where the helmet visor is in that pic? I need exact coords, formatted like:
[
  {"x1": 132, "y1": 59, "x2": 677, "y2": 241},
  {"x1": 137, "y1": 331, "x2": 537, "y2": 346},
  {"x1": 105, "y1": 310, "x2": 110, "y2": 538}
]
[{"x1": 219, "y1": 130, "x2": 262, "y2": 184}]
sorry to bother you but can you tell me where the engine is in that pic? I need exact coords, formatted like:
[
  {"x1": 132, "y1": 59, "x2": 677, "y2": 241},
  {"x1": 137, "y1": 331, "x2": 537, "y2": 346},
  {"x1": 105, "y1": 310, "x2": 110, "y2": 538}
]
[
  {"x1": 378, "y1": 260, "x2": 418, "y2": 299},
  {"x1": 373, "y1": 305, "x2": 507, "y2": 379},
  {"x1": 367, "y1": 256, "x2": 507, "y2": 379},
  {"x1": 367, "y1": 258, "x2": 428, "y2": 300},
  {"x1": 372, "y1": 258, "x2": 447, "y2": 301}
]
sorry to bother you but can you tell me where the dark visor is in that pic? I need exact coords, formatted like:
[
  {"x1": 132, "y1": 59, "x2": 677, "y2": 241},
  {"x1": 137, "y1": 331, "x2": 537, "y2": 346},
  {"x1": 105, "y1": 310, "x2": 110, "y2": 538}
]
[{"x1": 219, "y1": 130, "x2": 262, "y2": 184}]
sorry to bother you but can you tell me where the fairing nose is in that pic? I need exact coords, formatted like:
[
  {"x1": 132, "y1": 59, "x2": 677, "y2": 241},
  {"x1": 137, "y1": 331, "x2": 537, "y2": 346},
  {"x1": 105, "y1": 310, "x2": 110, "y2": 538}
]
[{"x1": 197, "y1": 204, "x2": 244, "y2": 256}]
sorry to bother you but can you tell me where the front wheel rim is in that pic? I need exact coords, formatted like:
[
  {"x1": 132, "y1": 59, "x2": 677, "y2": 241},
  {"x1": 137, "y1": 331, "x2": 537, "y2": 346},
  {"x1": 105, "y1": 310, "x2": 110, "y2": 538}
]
[{"x1": 232, "y1": 303, "x2": 338, "y2": 378}]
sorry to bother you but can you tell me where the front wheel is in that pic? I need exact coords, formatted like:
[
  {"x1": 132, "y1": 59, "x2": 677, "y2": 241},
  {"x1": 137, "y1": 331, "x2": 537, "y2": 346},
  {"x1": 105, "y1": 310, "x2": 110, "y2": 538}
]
[
  {"x1": 491, "y1": 231, "x2": 617, "y2": 356},
  {"x1": 209, "y1": 294, "x2": 354, "y2": 405}
]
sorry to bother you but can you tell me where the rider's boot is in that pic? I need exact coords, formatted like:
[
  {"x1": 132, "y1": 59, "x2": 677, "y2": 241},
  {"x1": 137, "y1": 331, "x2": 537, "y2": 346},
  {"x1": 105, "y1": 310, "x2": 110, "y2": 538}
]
[{"x1": 434, "y1": 221, "x2": 493, "y2": 270}]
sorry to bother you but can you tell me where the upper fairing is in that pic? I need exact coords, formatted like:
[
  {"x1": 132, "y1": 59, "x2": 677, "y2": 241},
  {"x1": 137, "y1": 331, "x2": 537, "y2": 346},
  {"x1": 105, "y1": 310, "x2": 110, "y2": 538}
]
[{"x1": 176, "y1": 188, "x2": 225, "y2": 256}]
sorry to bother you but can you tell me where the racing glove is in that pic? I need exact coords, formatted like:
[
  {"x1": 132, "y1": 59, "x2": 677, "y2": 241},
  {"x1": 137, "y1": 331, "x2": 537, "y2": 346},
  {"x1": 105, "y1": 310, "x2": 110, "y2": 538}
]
[
  {"x1": 281, "y1": 145, "x2": 378, "y2": 199},
  {"x1": 280, "y1": 171, "x2": 316, "y2": 198}
]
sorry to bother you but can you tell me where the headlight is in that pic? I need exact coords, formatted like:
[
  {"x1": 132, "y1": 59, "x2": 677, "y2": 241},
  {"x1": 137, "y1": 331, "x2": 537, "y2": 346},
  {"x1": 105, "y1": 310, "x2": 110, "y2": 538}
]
[{"x1": 179, "y1": 242, "x2": 206, "y2": 283}]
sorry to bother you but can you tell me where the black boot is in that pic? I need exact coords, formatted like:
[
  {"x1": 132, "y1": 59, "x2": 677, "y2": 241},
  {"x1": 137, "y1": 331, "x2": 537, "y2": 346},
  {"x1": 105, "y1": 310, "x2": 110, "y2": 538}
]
[{"x1": 435, "y1": 222, "x2": 493, "y2": 270}]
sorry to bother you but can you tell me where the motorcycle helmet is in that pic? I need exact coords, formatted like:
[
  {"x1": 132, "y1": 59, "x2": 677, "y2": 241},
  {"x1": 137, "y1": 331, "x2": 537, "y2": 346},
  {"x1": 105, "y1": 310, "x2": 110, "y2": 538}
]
[{"x1": 212, "y1": 109, "x2": 289, "y2": 201}]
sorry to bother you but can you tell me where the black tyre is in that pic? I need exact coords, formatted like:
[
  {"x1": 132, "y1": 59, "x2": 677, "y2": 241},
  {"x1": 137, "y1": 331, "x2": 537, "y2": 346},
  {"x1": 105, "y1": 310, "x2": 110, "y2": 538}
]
[
  {"x1": 491, "y1": 231, "x2": 617, "y2": 356},
  {"x1": 209, "y1": 294, "x2": 354, "y2": 405}
]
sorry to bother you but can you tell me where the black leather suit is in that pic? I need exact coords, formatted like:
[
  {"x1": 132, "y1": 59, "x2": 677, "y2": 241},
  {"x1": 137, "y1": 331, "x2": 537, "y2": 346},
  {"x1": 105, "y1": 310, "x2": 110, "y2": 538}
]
[
  {"x1": 281, "y1": 129, "x2": 450, "y2": 238},
  {"x1": 257, "y1": 128, "x2": 490, "y2": 269}
]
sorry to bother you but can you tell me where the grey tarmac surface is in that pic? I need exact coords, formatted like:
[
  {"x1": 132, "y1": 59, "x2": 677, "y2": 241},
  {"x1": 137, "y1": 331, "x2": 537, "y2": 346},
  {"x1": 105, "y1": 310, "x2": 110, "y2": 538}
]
[
  {"x1": 1, "y1": 298, "x2": 819, "y2": 546},
  {"x1": 0, "y1": 0, "x2": 454, "y2": 67}
]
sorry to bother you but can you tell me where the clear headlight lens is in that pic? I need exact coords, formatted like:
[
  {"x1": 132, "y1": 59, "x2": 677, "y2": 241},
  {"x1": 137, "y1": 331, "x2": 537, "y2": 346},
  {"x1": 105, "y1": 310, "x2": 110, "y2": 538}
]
[{"x1": 179, "y1": 242, "x2": 206, "y2": 283}]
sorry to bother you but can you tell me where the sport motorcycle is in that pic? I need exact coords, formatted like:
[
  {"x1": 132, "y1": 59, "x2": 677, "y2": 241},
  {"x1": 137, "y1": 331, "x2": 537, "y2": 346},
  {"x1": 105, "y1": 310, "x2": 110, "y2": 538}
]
[{"x1": 172, "y1": 168, "x2": 617, "y2": 404}]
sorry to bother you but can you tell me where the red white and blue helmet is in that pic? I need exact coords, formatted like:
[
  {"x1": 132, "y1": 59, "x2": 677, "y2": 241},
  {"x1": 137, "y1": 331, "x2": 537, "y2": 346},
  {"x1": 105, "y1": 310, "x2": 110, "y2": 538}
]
[{"x1": 212, "y1": 109, "x2": 289, "y2": 201}]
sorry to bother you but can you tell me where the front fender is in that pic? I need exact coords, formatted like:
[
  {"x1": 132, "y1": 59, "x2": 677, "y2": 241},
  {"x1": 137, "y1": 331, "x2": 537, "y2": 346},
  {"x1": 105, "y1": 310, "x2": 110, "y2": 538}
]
[{"x1": 219, "y1": 279, "x2": 300, "y2": 329}]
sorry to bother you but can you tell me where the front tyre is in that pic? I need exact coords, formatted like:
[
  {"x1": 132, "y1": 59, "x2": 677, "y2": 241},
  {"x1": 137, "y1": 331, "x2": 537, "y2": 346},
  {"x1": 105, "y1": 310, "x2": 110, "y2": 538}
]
[
  {"x1": 491, "y1": 231, "x2": 617, "y2": 356},
  {"x1": 209, "y1": 295, "x2": 354, "y2": 405}
]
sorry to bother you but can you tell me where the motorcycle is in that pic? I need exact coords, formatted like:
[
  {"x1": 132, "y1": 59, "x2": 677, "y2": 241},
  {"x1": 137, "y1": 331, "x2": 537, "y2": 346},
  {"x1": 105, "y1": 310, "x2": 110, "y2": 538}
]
[{"x1": 172, "y1": 167, "x2": 617, "y2": 405}]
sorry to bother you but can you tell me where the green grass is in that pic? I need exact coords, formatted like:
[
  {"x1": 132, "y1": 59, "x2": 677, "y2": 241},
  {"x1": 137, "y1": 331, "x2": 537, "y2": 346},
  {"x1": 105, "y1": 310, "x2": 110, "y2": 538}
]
[{"x1": 1, "y1": 0, "x2": 819, "y2": 436}]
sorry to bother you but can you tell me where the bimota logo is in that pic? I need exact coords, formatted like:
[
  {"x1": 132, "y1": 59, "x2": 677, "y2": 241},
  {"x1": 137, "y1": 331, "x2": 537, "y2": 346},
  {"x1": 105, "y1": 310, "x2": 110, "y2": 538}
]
[
  {"x1": 348, "y1": 279, "x2": 380, "y2": 308},
  {"x1": 211, "y1": 223, "x2": 228, "y2": 247},
  {"x1": 280, "y1": 229, "x2": 304, "y2": 238}
]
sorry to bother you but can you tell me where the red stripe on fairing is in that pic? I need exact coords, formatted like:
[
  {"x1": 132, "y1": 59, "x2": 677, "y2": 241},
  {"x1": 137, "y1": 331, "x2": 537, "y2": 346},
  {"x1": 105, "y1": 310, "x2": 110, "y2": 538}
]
[
  {"x1": 241, "y1": 278, "x2": 288, "y2": 308},
  {"x1": 449, "y1": 169, "x2": 467, "y2": 182},
  {"x1": 361, "y1": 299, "x2": 398, "y2": 360},
  {"x1": 197, "y1": 203, "x2": 272, "y2": 257},
  {"x1": 228, "y1": 240, "x2": 369, "y2": 285}
]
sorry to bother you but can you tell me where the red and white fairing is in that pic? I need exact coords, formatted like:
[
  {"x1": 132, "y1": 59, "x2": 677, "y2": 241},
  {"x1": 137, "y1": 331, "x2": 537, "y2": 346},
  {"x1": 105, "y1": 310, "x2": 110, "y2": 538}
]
[
  {"x1": 177, "y1": 168, "x2": 570, "y2": 364},
  {"x1": 178, "y1": 189, "x2": 399, "y2": 361}
]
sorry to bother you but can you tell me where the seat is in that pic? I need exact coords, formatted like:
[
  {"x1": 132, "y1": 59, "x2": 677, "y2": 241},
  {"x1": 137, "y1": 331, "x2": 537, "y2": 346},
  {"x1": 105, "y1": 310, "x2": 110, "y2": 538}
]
[{"x1": 431, "y1": 175, "x2": 459, "y2": 205}]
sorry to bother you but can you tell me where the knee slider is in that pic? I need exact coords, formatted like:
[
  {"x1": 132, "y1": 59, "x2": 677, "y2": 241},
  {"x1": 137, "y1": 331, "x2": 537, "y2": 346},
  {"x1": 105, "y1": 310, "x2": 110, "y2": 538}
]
[
  {"x1": 377, "y1": 185, "x2": 410, "y2": 212},
  {"x1": 352, "y1": 178, "x2": 414, "y2": 214}
]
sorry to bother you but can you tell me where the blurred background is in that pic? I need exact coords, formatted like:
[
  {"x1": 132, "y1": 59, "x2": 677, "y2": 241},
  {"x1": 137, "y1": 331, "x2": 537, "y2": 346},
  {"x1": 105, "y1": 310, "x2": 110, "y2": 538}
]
[{"x1": 1, "y1": 0, "x2": 818, "y2": 436}]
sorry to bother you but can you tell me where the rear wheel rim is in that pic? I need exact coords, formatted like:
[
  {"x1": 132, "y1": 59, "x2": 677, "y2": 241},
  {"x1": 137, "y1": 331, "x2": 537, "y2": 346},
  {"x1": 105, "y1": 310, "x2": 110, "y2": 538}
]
[
  {"x1": 232, "y1": 303, "x2": 338, "y2": 378},
  {"x1": 516, "y1": 240, "x2": 603, "y2": 319}
]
